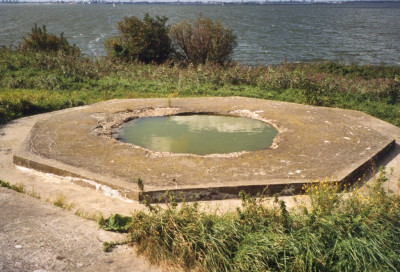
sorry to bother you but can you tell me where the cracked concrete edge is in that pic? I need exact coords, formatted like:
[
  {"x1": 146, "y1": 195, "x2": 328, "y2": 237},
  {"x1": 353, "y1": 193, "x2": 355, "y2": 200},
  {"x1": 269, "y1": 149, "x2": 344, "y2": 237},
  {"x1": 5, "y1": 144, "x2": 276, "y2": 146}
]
[
  {"x1": 341, "y1": 139, "x2": 396, "y2": 183},
  {"x1": 12, "y1": 134, "x2": 396, "y2": 202},
  {"x1": 140, "y1": 138, "x2": 397, "y2": 202},
  {"x1": 12, "y1": 154, "x2": 140, "y2": 201},
  {"x1": 7, "y1": 97, "x2": 400, "y2": 203}
]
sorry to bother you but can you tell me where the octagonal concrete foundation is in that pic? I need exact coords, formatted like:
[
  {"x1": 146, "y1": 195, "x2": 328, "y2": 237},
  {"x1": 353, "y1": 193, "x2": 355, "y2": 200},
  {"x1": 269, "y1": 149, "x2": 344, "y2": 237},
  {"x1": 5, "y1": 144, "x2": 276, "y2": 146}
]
[{"x1": 13, "y1": 97, "x2": 398, "y2": 202}]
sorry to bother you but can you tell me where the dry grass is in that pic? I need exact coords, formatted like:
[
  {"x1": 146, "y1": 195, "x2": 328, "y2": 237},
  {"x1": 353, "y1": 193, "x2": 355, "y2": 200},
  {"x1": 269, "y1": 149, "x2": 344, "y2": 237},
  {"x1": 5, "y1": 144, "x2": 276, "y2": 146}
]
[{"x1": 101, "y1": 168, "x2": 400, "y2": 271}]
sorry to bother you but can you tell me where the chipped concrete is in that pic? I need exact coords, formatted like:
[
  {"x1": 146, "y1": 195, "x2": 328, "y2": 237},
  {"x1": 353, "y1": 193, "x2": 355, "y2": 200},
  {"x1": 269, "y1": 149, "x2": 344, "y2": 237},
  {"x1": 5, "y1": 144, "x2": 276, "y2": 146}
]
[{"x1": 8, "y1": 97, "x2": 400, "y2": 202}]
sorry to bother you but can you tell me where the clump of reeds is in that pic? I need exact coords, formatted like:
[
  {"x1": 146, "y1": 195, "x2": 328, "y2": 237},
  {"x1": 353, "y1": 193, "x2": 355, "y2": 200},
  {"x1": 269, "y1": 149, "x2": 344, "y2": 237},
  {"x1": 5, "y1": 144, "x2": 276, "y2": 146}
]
[{"x1": 101, "y1": 168, "x2": 400, "y2": 271}]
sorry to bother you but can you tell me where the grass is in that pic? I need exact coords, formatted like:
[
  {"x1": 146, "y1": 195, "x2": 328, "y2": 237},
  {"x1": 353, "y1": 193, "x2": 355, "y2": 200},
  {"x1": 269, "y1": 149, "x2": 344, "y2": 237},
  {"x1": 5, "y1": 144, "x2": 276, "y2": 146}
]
[
  {"x1": 0, "y1": 179, "x2": 39, "y2": 199},
  {"x1": 52, "y1": 193, "x2": 75, "y2": 210},
  {"x1": 0, "y1": 180, "x2": 26, "y2": 193},
  {"x1": 2, "y1": 46, "x2": 400, "y2": 270},
  {"x1": 103, "y1": 240, "x2": 128, "y2": 253},
  {"x1": 74, "y1": 209, "x2": 103, "y2": 221},
  {"x1": 27, "y1": 187, "x2": 41, "y2": 199},
  {"x1": 99, "y1": 169, "x2": 400, "y2": 271},
  {"x1": 1, "y1": 179, "x2": 106, "y2": 223},
  {"x1": 1, "y1": 47, "x2": 399, "y2": 127}
]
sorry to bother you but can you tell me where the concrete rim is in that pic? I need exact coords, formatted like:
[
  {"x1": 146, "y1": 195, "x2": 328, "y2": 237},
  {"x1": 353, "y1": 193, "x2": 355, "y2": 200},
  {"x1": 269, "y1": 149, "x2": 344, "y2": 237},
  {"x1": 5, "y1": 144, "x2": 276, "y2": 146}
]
[{"x1": 97, "y1": 108, "x2": 282, "y2": 158}]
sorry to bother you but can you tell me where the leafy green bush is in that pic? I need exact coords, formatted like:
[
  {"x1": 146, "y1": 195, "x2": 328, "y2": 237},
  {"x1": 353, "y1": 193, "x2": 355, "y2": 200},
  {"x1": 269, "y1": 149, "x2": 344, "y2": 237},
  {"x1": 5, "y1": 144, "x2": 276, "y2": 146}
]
[
  {"x1": 22, "y1": 23, "x2": 79, "y2": 55},
  {"x1": 170, "y1": 16, "x2": 237, "y2": 66},
  {"x1": 105, "y1": 14, "x2": 172, "y2": 64}
]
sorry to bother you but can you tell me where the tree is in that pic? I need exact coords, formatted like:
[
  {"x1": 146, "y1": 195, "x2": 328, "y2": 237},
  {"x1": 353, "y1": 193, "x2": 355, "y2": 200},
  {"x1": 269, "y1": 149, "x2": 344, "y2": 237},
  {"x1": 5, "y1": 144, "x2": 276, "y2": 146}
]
[
  {"x1": 22, "y1": 23, "x2": 79, "y2": 55},
  {"x1": 105, "y1": 14, "x2": 172, "y2": 64},
  {"x1": 170, "y1": 16, "x2": 237, "y2": 66}
]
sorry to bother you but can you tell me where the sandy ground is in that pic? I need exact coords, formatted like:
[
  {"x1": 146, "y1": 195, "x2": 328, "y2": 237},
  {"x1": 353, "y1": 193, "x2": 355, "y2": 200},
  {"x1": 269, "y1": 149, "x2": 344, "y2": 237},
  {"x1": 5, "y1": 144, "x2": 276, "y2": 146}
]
[{"x1": 1, "y1": 106, "x2": 399, "y2": 272}]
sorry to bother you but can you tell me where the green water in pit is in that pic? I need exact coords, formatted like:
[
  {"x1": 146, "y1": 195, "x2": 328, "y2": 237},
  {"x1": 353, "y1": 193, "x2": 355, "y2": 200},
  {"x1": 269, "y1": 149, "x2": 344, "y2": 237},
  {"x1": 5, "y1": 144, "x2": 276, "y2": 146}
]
[{"x1": 118, "y1": 115, "x2": 278, "y2": 155}]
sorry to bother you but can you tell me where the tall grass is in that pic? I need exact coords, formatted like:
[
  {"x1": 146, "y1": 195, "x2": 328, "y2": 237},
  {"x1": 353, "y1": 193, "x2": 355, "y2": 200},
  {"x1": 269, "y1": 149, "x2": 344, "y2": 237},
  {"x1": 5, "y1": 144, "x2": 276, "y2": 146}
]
[
  {"x1": 100, "y1": 171, "x2": 400, "y2": 271},
  {"x1": 1, "y1": 47, "x2": 399, "y2": 126}
]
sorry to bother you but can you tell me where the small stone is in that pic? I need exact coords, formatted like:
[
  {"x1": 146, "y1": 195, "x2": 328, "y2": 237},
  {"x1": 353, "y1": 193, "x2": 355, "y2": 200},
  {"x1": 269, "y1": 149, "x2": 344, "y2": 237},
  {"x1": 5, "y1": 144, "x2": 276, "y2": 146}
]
[{"x1": 15, "y1": 245, "x2": 22, "y2": 249}]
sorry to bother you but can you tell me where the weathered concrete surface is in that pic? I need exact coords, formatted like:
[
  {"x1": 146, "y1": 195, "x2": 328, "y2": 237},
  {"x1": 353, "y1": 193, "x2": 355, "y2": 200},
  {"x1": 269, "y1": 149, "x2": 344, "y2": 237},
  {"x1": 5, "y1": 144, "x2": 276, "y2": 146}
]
[
  {"x1": 11, "y1": 97, "x2": 400, "y2": 201},
  {"x1": 0, "y1": 113, "x2": 144, "y2": 216},
  {"x1": 1, "y1": 97, "x2": 399, "y2": 271},
  {"x1": 0, "y1": 112, "x2": 167, "y2": 272},
  {"x1": 0, "y1": 187, "x2": 163, "y2": 272}
]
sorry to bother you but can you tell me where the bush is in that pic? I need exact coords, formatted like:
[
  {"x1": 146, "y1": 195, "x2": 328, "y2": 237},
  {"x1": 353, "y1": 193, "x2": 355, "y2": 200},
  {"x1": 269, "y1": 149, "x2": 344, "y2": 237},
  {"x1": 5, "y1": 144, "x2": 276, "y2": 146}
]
[
  {"x1": 105, "y1": 14, "x2": 172, "y2": 64},
  {"x1": 22, "y1": 23, "x2": 79, "y2": 55},
  {"x1": 170, "y1": 16, "x2": 237, "y2": 66}
]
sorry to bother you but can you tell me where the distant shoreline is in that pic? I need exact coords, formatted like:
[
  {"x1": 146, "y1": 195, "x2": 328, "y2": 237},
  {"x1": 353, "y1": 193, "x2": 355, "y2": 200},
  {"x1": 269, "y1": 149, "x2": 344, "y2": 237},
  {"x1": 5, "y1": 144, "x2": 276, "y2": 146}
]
[{"x1": 1, "y1": 1, "x2": 399, "y2": 6}]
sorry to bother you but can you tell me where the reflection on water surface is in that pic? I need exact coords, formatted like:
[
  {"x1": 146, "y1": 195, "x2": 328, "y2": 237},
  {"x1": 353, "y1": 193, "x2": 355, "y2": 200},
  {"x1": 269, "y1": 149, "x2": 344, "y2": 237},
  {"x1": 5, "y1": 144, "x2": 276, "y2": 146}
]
[{"x1": 118, "y1": 115, "x2": 278, "y2": 155}]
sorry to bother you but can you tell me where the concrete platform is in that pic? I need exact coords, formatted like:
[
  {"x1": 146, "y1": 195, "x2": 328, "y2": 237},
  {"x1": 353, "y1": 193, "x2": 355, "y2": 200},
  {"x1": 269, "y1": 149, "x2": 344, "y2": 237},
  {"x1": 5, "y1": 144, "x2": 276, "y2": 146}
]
[{"x1": 12, "y1": 97, "x2": 400, "y2": 202}]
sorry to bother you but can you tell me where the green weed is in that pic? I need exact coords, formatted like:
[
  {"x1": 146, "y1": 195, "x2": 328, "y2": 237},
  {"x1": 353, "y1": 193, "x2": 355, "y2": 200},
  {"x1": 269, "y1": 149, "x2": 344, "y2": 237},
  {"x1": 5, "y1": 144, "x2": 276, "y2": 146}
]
[
  {"x1": 98, "y1": 213, "x2": 133, "y2": 233},
  {"x1": 27, "y1": 187, "x2": 41, "y2": 199},
  {"x1": 52, "y1": 194, "x2": 75, "y2": 210},
  {"x1": 74, "y1": 209, "x2": 102, "y2": 221},
  {"x1": 100, "y1": 172, "x2": 400, "y2": 271},
  {"x1": 0, "y1": 180, "x2": 26, "y2": 193},
  {"x1": 103, "y1": 240, "x2": 128, "y2": 253}
]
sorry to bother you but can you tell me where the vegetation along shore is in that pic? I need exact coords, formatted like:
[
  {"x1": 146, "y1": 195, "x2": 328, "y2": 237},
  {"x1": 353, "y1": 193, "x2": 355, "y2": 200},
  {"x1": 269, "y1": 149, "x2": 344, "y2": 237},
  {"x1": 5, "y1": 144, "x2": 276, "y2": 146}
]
[
  {"x1": 1, "y1": 15, "x2": 400, "y2": 272},
  {"x1": 1, "y1": 16, "x2": 399, "y2": 126}
]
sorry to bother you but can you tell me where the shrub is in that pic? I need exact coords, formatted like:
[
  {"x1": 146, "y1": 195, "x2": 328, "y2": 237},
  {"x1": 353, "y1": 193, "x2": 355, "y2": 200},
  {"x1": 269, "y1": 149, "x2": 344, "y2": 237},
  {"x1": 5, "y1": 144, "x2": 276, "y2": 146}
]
[
  {"x1": 22, "y1": 23, "x2": 79, "y2": 55},
  {"x1": 105, "y1": 14, "x2": 172, "y2": 64},
  {"x1": 170, "y1": 16, "x2": 237, "y2": 66},
  {"x1": 101, "y1": 174, "x2": 400, "y2": 272}
]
